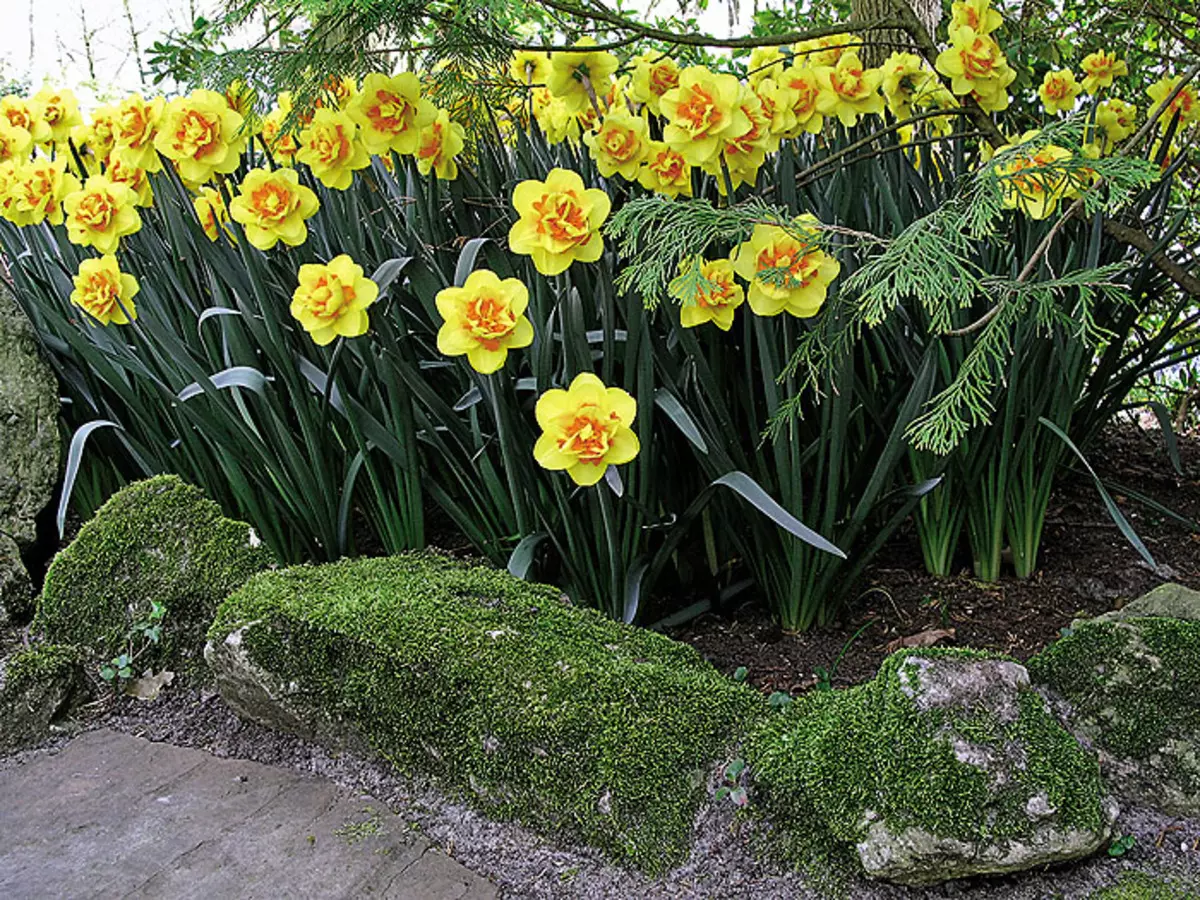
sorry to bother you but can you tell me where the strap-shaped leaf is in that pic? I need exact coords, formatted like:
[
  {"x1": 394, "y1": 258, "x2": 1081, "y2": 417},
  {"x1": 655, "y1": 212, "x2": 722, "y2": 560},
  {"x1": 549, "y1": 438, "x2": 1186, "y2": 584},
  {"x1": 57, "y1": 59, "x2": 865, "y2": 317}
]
[
  {"x1": 177, "y1": 366, "x2": 270, "y2": 402},
  {"x1": 713, "y1": 472, "x2": 846, "y2": 558},
  {"x1": 655, "y1": 388, "x2": 708, "y2": 453},
  {"x1": 508, "y1": 532, "x2": 548, "y2": 579},
  {"x1": 454, "y1": 238, "x2": 490, "y2": 287},
  {"x1": 1039, "y1": 417, "x2": 1156, "y2": 569},
  {"x1": 57, "y1": 420, "x2": 120, "y2": 536},
  {"x1": 371, "y1": 257, "x2": 413, "y2": 295}
]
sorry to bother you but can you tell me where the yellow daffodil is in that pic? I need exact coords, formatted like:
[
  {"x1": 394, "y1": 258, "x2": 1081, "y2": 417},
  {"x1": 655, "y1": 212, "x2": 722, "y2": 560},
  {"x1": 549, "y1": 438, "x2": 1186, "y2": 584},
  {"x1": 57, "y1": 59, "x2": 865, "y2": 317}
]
[
  {"x1": 63, "y1": 175, "x2": 142, "y2": 254},
  {"x1": 34, "y1": 87, "x2": 83, "y2": 145},
  {"x1": 637, "y1": 141, "x2": 692, "y2": 198},
  {"x1": 731, "y1": 217, "x2": 840, "y2": 318},
  {"x1": 154, "y1": 89, "x2": 247, "y2": 184},
  {"x1": 881, "y1": 52, "x2": 933, "y2": 120},
  {"x1": 105, "y1": 155, "x2": 154, "y2": 208},
  {"x1": 0, "y1": 95, "x2": 50, "y2": 145},
  {"x1": 508, "y1": 167, "x2": 610, "y2": 276},
  {"x1": 70, "y1": 255, "x2": 139, "y2": 326},
  {"x1": 74, "y1": 105, "x2": 117, "y2": 163},
  {"x1": 510, "y1": 51, "x2": 550, "y2": 85},
  {"x1": 994, "y1": 134, "x2": 1075, "y2": 220},
  {"x1": 747, "y1": 47, "x2": 787, "y2": 88},
  {"x1": 290, "y1": 254, "x2": 379, "y2": 345},
  {"x1": 229, "y1": 167, "x2": 320, "y2": 250},
  {"x1": 0, "y1": 160, "x2": 19, "y2": 221},
  {"x1": 753, "y1": 78, "x2": 798, "y2": 137},
  {"x1": 815, "y1": 52, "x2": 885, "y2": 127},
  {"x1": 583, "y1": 109, "x2": 649, "y2": 181},
  {"x1": 0, "y1": 119, "x2": 33, "y2": 164},
  {"x1": 112, "y1": 93, "x2": 165, "y2": 172},
  {"x1": 262, "y1": 97, "x2": 300, "y2": 166},
  {"x1": 348, "y1": 72, "x2": 436, "y2": 156},
  {"x1": 533, "y1": 372, "x2": 639, "y2": 486},
  {"x1": 661, "y1": 66, "x2": 749, "y2": 166},
  {"x1": 1096, "y1": 98, "x2": 1138, "y2": 144},
  {"x1": 1147, "y1": 75, "x2": 1199, "y2": 130},
  {"x1": 6, "y1": 157, "x2": 80, "y2": 227},
  {"x1": 224, "y1": 79, "x2": 258, "y2": 121},
  {"x1": 793, "y1": 33, "x2": 861, "y2": 68},
  {"x1": 670, "y1": 257, "x2": 745, "y2": 331},
  {"x1": 547, "y1": 38, "x2": 619, "y2": 113},
  {"x1": 705, "y1": 88, "x2": 773, "y2": 194},
  {"x1": 936, "y1": 28, "x2": 1016, "y2": 110},
  {"x1": 949, "y1": 0, "x2": 1003, "y2": 37},
  {"x1": 193, "y1": 187, "x2": 233, "y2": 243},
  {"x1": 630, "y1": 54, "x2": 680, "y2": 116},
  {"x1": 415, "y1": 108, "x2": 466, "y2": 180},
  {"x1": 777, "y1": 66, "x2": 827, "y2": 137},
  {"x1": 1080, "y1": 50, "x2": 1127, "y2": 94},
  {"x1": 435, "y1": 269, "x2": 534, "y2": 373},
  {"x1": 1039, "y1": 70, "x2": 1082, "y2": 115},
  {"x1": 296, "y1": 108, "x2": 371, "y2": 190}
]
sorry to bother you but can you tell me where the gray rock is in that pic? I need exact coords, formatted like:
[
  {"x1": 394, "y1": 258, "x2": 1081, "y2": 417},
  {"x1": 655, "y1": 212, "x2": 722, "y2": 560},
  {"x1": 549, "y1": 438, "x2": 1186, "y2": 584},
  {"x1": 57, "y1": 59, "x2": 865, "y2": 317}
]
[
  {"x1": 0, "y1": 535, "x2": 32, "y2": 626},
  {"x1": 1030, "y1": 586, "x2": 1200, "y2": 818},
  {"x1": 0, "y1": 643, "x2": 84, "y2": 753},
  {"x1": 747, "y1": 650, "x2": 1116, "y2": 886},
  {"x1": 204, "y1": 624, "x2": 373, "y2": 758},
  {"x1": 0, "y1": 281, "x2": 59, "y2": 623}
]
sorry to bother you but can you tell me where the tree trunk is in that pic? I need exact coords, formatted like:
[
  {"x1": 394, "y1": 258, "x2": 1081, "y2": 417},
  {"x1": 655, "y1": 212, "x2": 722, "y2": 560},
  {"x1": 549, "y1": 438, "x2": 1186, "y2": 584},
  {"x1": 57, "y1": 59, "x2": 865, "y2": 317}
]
[{"x1": 851, "y1": 0, "x2": 942, "y2": 66}]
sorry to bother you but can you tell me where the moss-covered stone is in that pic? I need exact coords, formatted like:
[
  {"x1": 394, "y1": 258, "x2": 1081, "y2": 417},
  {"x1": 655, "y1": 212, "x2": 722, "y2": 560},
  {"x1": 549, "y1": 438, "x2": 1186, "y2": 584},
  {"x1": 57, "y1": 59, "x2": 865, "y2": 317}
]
[
  {"x1": 0, "y1": 643, "x2": 85, "y2": 753},
  {"x1": 35, "y1": 476, "x2": 271, "y2": 671},
  {"x1": 746, "y1": 649, "x2": 1113, "y2": 885},
  {"x1": 1089, "y1": 871, "x2": 1199, "y2": 900},
  {"x1": 206, "y1": 553, "x2": 762, "y2": 872},
  {"x1": 1027, "y1": 603, "x2": 1200, "y2": 818}
]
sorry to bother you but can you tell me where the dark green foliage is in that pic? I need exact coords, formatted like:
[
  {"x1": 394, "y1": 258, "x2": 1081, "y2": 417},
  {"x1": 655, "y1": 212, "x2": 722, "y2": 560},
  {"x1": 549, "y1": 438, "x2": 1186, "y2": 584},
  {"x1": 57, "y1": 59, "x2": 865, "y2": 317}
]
[
  {"x1": 746, "y1": 649, "x2": 1106, "y2": 863},
  {"x1": 1028, "y1": 617, "x2": 1200, "y2": 773},
  {"x1": 35, "y1": 476, "x2": 272, "y2": 668},
  {"x1": 209, "y1": 553, "x2": 762, "y2": 871}
]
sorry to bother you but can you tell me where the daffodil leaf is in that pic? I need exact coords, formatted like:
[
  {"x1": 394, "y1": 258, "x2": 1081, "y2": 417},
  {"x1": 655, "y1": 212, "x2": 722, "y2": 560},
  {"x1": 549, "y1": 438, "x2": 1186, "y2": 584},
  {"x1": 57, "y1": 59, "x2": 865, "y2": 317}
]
[
  {"x1": 508, "y1": 532, "x2": 548, "y2": 580},
  {"x1": 712, "y1": 472, "x2": 845, "y2": 559},
  {"x1": 177, "y1": 366, "x2": 271, "y2": 402},
  {"x1": 58, "y1": 419, "x2": 120, "y2": 537},
  {"x1": 453, "y1": 238, "x2": 489, "y2": 288},
  {"x1": 655, "y1": 388, "x2": 708, "y2": 453}
]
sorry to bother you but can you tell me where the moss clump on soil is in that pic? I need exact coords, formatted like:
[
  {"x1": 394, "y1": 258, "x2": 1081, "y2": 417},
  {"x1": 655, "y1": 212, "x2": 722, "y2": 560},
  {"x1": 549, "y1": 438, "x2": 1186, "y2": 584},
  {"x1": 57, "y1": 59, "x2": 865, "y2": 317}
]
[
  {"x1": 1027, "y1": 617, "x2": 1200, "y2": 763},
  {"x1": 746, "y1": 649, "x2": 1105, "y2": 860},
  {"x1": 4, "y1": 643, "x2": 82, "y2": 695},
  {"x1": 35, "y1": 476, "x2": 271, "y2": 669},
  {"x1": 209, "y1": 553, "x2": 763, "y2": 872},
  {"x1": 1089, "y1": 871, "x2": 1200, "y2": 899}
]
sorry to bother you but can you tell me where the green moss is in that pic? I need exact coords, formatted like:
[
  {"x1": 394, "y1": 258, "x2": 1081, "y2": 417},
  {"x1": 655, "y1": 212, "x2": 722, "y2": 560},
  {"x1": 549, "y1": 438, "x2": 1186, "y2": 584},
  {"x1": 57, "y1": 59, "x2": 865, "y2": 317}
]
[
  {"x1": 1089, "y1": 871, "x2": 1200, "y2": 900},
  {"x1": 746, "y1": 648, "x2": 1105, "y2": 862},
  {"x1": 209, "y1": 553, "x2": 762, "y2": 872},
  {"x1": 4, "y1": 643, "x2": 81, "y2": 696},
  {"x1": 1028, "y1": 617, "x2": 1200, "y2": 787},
  {"x1": 35, "y1": 476, "x2": 272, "y2": 668}
]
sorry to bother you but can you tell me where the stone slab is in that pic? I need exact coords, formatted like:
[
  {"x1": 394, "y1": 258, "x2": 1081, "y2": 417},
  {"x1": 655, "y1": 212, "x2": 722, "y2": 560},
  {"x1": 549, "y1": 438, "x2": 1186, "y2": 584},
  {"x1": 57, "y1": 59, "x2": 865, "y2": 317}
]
[{"x1": 0, "y1": 729, "x2": 496, "y2": 899}]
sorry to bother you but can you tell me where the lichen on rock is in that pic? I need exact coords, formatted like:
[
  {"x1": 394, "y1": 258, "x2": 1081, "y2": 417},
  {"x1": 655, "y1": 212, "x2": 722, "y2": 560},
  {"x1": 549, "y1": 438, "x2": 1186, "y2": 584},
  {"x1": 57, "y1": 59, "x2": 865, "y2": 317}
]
[
  {"x1": 0, "y1": 282, "x2": 60, "y2": 625},
  {"x1": 1027, "y1": 583, "x2": 1200, "y2": 818},
  {"x1": 206, "y1": 553, "x2": 762, "y2": 873},
  {"x1": 746, "y1": 648, "x2": 1115, "y2": 886},
  {"x1": 35, "y1": 475, "x2": 272, "y2": 672}
]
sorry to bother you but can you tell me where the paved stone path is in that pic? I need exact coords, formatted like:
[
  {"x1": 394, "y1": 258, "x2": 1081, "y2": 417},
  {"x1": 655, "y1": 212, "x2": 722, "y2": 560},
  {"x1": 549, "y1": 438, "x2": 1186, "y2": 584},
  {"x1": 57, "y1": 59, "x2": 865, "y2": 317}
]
[{"x1": 0, "y1": 729, "x2": 497, "y2": 899}]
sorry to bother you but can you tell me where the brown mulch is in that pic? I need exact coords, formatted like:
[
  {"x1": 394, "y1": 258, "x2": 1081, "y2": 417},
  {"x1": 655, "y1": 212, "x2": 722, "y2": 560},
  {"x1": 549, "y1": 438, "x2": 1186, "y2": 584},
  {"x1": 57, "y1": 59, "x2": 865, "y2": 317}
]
[{"x1": 673, "y1": 422, "x2": 1200, "y2": 694}]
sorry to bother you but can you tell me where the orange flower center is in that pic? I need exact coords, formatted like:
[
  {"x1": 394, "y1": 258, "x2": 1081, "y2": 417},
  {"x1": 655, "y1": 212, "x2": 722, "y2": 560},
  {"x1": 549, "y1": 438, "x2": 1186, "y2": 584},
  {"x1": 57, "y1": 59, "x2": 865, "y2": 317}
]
[
  {"x1": 304, "y1": 275, "x2": 353, "y2": 319},
  {"x1": 676, "y1": 86, "x2": 722, "y2": 134},
  {"x1": 119, "y1": 107, "x2": 152, "y2": 146},
  {"x1": 787, "y1": 78, "x2": 820, "y2": 117},
  {"x1": 249, "y1": 182, "x2": 296, "y2": 222},
  {"x1": 418, "y1": 123, "x2": 444, "y2": 160},
  {"x1": 649, "y1": 65, "x2": 679, "y2": 96},
  {"x1": 83, "y1": 272, "x2": 120, "y2": 315},
  {"x1": 651, "y1": 150, "x2": 685, "y2": 182},
  {"x1": 558, "y1": 407, "x2": 618, "y2": 463},
  {"x1": 757, "y1": 243, "x2": 817, "y2": 289},
  {"x1": 696, "y1": 274, "x2": 736, "y2": 309},
  {"x1": 831, "y1": 66, "x2": 866, "y2": 100},
  {"x1": 174, "y1": 110, "x2": 221, "y2": 159},
  {"x1": 1044, "y1": 78, "x2": 1070, "y2": 101},
  {"x1": 366, "y1": 90, "x2": 412, "y2": 134},
  {"x1": 76, "y1": 191, "x2": 116, "y2": 230},
  {"x1": 961, "y1": 41, "x2": 998, "y2": 79},
  {"x1": 600, "y1": 125, "x2": 638, "y2": 160},
  {"x1": 464, "y1": 294, "x2": 517, "y2": 349},
  {"x1": 312, "y1": 125, "x2": 352, "y2": 165},
  {"x1": 532, "y1": 191, "x2": 590, "y2": 246}
]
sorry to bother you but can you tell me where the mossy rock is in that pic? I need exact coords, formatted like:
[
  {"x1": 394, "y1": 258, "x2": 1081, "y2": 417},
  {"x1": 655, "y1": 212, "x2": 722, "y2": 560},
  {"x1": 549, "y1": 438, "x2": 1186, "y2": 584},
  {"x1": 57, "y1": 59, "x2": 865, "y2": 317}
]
[
  {"x1": 746, "y1": 649, "x2": 1114, "y2": 886},
  {"x1": 35, "y1": 476, "x2": 272, "y2": 673},
  {"x1": 0, "y1": 643, "x2": 86, "y2": 753},
  {"x1": 1027, "y1": 585, "x2": 1200, "y2": 818},
  {"x1": 206, "y1": 553, "x2": 762, "y2": 872},
  {"x1": 1089, "y1": 871, "x2": 1200, "y2": 899}
]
